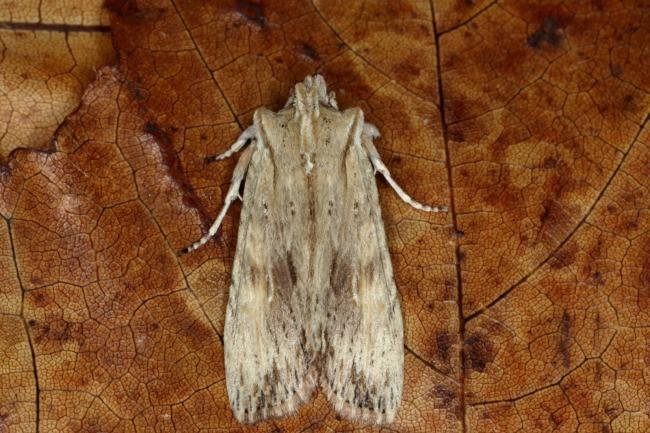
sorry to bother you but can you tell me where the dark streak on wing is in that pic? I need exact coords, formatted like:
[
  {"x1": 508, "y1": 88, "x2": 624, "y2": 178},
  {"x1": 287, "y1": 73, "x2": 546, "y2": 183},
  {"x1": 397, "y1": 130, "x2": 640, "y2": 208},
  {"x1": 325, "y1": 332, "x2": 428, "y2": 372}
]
[
  {"x1": 287, "y1": 251, "x2": 298, "y2": 286},
  {"x1": 271, "y1": 253, "x2": 294, "y2": 300},
  {"x1": 330, "y1": 251, "x2": 353, "y2": 296}
]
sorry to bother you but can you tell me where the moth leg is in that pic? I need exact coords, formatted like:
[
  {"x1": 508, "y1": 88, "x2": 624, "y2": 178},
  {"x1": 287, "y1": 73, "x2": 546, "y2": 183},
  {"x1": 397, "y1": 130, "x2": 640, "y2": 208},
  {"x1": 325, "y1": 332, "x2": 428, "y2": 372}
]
[
  {"x1": 361, "y1": 130, "x2": 448, "y2": 213},
  {"x1": 181, "y1": 144, "x2": 256, "y2": 254},
  {"x1": 205, "y1": 125, "x2": 256, "y2": 163}
]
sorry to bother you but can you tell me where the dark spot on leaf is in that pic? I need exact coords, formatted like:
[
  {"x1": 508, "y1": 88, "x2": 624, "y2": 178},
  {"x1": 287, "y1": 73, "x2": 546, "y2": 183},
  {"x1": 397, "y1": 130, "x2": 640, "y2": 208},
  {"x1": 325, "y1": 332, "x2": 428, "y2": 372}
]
[
  {"x1": 550, "y1": 242, "x2": 578, "y2": 269},
  {"x1": 539, "y1": 198, "x2": 563, "y2": 227},
  {"x1": 32, "y1": 292, "x2": 49, "y2": 307},
  {"x1": 436, "y1": 330, "x2": 452, "y2": 363},
  {"x1": 605, "y1": 405, "x2": 622, "y2": 419},
  {"x1": 431, "y1": 384, "x2": 457, "y2": 409},
  {"x1": 542, "y1": 156, "x2": 558, "y2": 169},
  {"x1": 104, "y1": 0, "x2": 141, "y2": 18},
  {"x1": 591, "y1": 271, "x2": 605, "y2": 286},
  {"x1": 144, "y1": 121, "x2": 171, "y2": 146},
  {"x1": 610, "y1": 63, "x2": 622, "y2": 77},
  {"x1": 446, "y1": 97, "x2": 471, "y2": 123},
  {"x1": 448, "y1": 127, "x2": 465, "y2": 142},
  {"x1": 395, "y1": 61, "x2": 421, "y2": 79},
  {"x1": 235, "y1": 0, "x2": 266, "y2": 27},
  {"x1": 622, "y1": 94, "x2": 635, "y2": 111},
  {"x1": 527, "y1": 16, "x2": 563, "y2": 49},
  {"x1": 0, "y1": 164, "x2": 11, "y2": 180},
  {"x1": 297, "y1": 43, "x2": 320, "y2": 61},
  {"x1": 464, "y1": 333, "x2": 495, "y2": 372},
  {"x1": 33, "y1": 320, "x2": 73, "y2": 344},
  {"x1": 559, "y1": 310, "x2": 572, "y2": 368}
]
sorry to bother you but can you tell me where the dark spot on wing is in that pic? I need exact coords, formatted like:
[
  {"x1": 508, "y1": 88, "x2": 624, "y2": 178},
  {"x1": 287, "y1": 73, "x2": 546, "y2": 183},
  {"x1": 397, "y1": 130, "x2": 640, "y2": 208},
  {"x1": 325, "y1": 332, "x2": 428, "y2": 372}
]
[
  {"x1": 287, "y1": 251, "x2": 298, "y2": 286},
  {"x1": 363, "y1": 262, "x2": 375, "y2": 285},
  {"x1": 330, "y1": 251, "x2": 353, "y2": 296},
  {"x1": 250, "y1": 264, "x2": 264, "y2": 289},
  {"x1": 271, "y1": 254, "x2": 295, "y2": 299}
]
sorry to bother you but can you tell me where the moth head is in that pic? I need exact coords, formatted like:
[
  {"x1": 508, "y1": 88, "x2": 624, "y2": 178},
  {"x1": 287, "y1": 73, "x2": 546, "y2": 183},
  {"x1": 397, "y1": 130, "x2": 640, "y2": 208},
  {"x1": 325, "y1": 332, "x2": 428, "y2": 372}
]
[{"x1": 291, "y1": 74, "x2": 337, "y2": 115}]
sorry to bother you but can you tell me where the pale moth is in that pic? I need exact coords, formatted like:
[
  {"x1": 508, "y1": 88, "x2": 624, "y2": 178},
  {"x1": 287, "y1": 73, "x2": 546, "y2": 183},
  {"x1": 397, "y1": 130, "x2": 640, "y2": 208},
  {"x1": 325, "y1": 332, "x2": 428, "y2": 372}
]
[{"x1": 182, "y1": 75, "x2": 447, "y2": 424}]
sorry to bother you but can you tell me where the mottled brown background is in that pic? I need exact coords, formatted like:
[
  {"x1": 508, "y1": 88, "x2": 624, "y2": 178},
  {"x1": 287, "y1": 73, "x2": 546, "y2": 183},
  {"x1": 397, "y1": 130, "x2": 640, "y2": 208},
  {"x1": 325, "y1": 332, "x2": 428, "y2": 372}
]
[{"x1": 0, "y1": 1, "x2": 648, "y2": 432}]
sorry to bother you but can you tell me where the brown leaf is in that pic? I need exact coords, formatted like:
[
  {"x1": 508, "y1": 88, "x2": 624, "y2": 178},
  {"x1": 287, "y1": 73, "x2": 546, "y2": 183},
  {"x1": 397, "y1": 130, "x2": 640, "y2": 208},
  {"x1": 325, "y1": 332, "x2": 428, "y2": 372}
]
[
  {"x1": 1, "y1": 1, "x2": 648, "y2": 432},
  {"x1": 0, "y1": 0, "x2": 115, "y2": 163}
]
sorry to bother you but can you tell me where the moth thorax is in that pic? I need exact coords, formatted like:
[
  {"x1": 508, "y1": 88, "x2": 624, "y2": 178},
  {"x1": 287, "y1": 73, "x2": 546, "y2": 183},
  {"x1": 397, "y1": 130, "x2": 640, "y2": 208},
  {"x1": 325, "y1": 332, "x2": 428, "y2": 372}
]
[
  {"x1": 295, "y1": 90, "x2": 320, "y2": 117},
  {"x1": 293, "y1": 75, "x2": 328, "y2": 117},
  {"x1": 301, "y1": 153, "x2": 315, "y2": 174},
  {"x1": 298, "y1": 115, "x2": 316, "y2": 174}
]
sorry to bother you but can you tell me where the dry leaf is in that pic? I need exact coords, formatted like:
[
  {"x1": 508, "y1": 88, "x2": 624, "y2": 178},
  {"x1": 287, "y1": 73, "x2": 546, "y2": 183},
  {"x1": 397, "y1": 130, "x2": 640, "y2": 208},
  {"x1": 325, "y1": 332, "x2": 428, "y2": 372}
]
[
  {"x1": 0, "y1": 0, "x2": 114, "y2": 162},
  {"x1": 1, "y1": 1, "x2": 648, "y2": 432}
]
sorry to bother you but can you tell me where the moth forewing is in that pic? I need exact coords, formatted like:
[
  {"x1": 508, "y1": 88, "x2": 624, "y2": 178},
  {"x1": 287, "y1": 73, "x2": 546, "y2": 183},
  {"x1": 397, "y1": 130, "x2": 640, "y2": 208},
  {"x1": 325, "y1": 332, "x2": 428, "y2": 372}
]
[
  {"x1": 182, "y1": 75, "x2": 446, "y2": 425},
  {"x1": 224, "y1": 105, "x2": 315, "y2": 423},
  {"x1": 320, "y1": 128, "x2": 404, "y2": 423}
]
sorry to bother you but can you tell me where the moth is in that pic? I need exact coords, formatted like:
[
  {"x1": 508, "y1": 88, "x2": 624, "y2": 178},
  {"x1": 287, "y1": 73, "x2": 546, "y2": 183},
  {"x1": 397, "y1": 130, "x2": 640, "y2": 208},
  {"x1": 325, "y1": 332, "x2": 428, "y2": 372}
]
[{"x1": 182, "y1": 75, "x2": 446, "y2": 424}]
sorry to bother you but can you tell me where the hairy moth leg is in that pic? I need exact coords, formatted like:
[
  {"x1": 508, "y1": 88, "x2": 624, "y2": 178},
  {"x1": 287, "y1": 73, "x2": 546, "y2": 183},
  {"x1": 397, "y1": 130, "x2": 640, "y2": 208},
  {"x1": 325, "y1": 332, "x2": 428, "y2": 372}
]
[
  {"x1": 181, "y1": 143, "x2": 255, "y2": 254},
  {"x1": 361, "y1": 128, "x2": 448, "y2": 213},
  {"x1": 205, "y1": 125, "x2": 256, "y2": 163}
]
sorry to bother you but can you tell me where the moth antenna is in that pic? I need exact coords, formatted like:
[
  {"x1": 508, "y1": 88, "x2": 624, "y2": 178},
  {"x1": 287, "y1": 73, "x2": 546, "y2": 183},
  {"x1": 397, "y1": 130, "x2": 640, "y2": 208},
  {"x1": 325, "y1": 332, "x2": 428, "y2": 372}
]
[
  {"x1": 362, "y1": 136, "x2": 448, "y2": 213},
  {"x1": 205, "y1": 125, "x2": 256, "y2": 164},
  {"x1": 180, "y1": 144, "x2": 256, "y2": 255}
]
